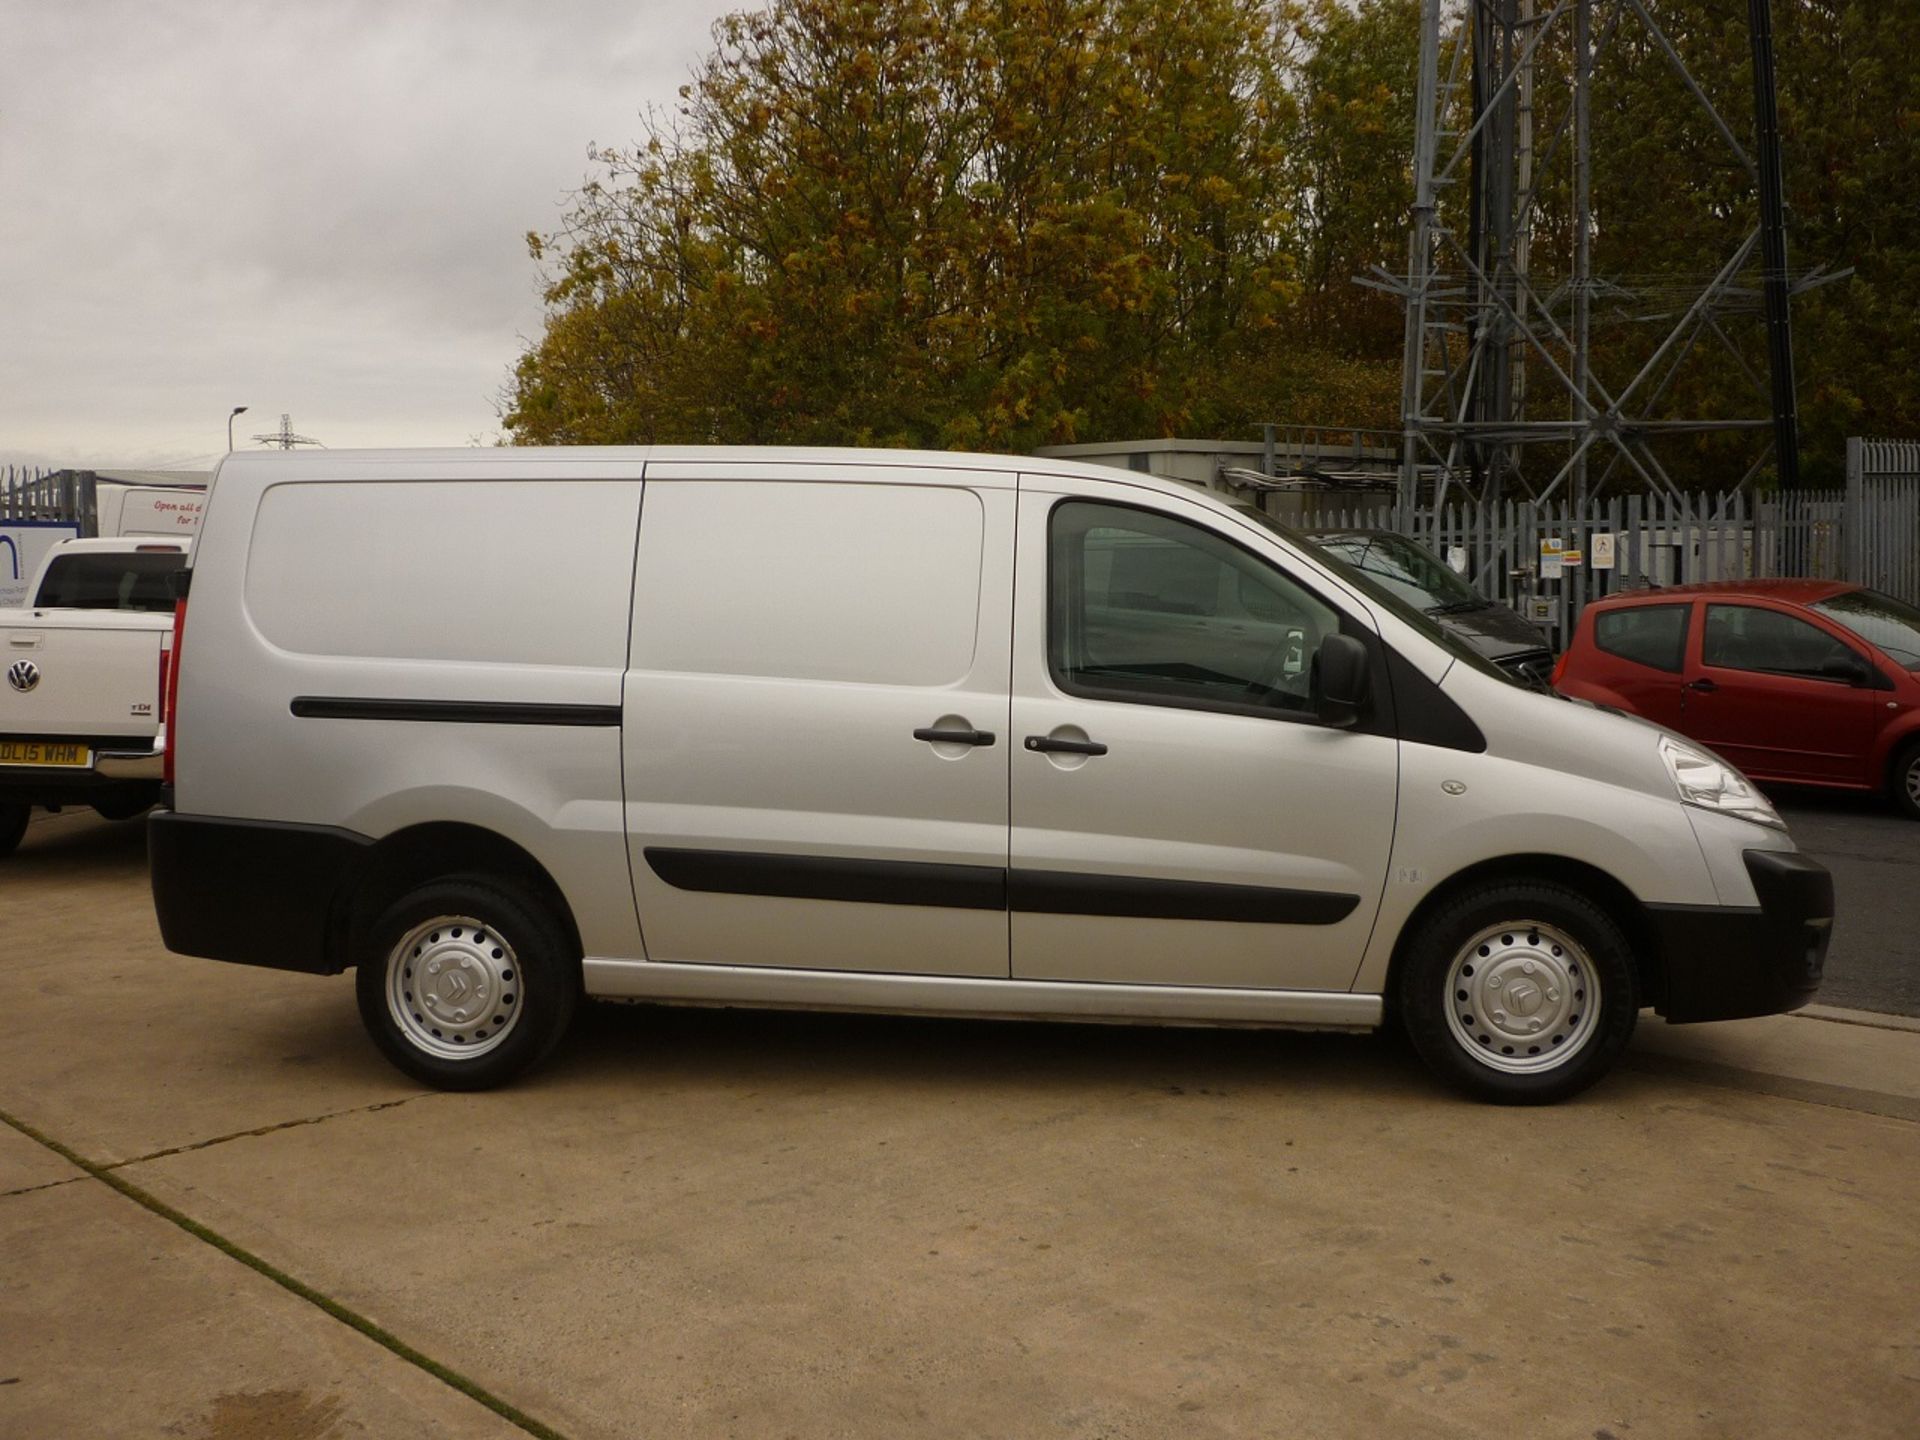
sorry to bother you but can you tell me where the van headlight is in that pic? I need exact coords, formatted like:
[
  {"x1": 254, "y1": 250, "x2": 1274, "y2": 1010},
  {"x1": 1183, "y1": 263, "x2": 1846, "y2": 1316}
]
[{"x1": 1658, "y1": 735, "x2": 1785, "y2": 830}]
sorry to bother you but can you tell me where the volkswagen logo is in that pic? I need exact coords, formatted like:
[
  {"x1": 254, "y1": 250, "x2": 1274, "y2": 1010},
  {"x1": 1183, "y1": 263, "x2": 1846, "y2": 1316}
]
[{"x1": 6, "y1": 660, "x2": 38, "y2": 693}]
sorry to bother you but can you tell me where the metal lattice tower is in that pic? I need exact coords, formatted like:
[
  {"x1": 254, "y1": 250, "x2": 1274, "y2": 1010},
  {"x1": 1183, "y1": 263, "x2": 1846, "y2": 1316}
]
[
  {"x1": 1369, "y1": 0, "x2": 1830, "y2": 513},
  {"x1": 249, "y1": 413, "x2": 324, "y2": 450}
]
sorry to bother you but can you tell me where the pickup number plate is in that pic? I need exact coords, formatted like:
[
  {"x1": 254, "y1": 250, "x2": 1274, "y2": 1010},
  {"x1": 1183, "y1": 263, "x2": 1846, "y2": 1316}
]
[{"x1": 0, "y1": 741, "x2": 91, "y2": 768}]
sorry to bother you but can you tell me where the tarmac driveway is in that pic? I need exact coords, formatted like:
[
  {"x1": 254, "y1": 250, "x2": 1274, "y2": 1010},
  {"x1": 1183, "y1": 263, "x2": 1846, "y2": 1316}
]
[{"x1": 4, "y1": 810, "x2": 1918, "y2": 1439}]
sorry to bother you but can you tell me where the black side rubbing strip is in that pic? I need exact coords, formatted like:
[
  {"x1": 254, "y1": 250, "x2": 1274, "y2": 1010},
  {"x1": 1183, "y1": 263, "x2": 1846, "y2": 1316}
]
[
  {"x1": 645, "y1": 848, "x2": 1006, "y2": 910},
  {"x1": 643, "y1": 848, "x2": 1357, "y2": 925},
  {"x1": 290, "y1": 697, "x2": 622, "y2": 727},
  {"x1": 1010, "y1": 869, "x2": 1359, "y2": 925}
]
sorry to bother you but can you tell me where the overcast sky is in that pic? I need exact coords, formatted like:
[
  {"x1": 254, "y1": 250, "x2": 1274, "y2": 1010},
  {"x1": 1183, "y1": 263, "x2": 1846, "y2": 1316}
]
[{"x1": 1, "y1": 0, "x2": 737, "y2": 471}]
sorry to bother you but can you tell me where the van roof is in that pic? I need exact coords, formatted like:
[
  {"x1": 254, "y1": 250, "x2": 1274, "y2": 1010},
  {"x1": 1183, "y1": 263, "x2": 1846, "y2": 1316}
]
[
  {"x1": 213, "y1": 444, "x2": 1202, "y2": 490},
  {"x1": 209, "y1": 446, "x2": 1266, "y2": 537}
]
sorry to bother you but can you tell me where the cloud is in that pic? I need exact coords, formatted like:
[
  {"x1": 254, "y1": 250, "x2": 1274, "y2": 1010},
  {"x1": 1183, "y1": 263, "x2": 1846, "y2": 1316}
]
[{"x1": 0, "y1": 0, "x2": 734, "y2": 465}]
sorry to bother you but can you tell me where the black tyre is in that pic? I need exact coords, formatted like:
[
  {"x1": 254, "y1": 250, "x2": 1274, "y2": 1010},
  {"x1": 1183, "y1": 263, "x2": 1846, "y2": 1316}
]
[
  {"x1": 354, "y1": 877, "x2": 579, "y2": 1091},
  {"x1": 0, "y1": 802, "x2": 28, "y2": 858},
  {"x1": 1892, "y1": 739, "x2": 1920, "y2": 822},
  {"x1": 1398, "y1": 880, "x2": 1640, "y2": 1104}
]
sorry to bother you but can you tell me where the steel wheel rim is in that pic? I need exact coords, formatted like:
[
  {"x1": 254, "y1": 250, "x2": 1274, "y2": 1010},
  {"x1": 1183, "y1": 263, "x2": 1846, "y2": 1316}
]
[
  {"x1": 386, "y1": 914, "x2": 523, "y2": 1060},
  {"x1": 1443, "y1": 919, "x2": 1599, "y2": 1075}
]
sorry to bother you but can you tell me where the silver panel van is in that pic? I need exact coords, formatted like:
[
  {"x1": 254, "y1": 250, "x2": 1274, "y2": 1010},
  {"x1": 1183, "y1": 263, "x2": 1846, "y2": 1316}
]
[{"x1": 148, "y1": 448, "x2": 1833, "y2": 1102}]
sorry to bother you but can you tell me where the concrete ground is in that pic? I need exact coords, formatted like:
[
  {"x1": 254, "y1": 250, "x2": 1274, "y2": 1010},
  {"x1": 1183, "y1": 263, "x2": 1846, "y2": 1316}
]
[{"x1": 4, "y1": 809, "x2": 1918, "y2": 1440}]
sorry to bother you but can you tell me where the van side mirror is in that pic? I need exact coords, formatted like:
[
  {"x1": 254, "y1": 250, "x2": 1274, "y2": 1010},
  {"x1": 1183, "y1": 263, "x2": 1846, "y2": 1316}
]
[{"x1": 1312, "y1": 634, "x2": 1371, "y2": 728}]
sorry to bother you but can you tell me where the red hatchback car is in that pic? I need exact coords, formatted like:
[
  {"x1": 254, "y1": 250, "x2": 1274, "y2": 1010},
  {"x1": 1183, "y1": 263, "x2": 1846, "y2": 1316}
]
[{"x1": 1556, "y1": 579, "x2": 1920, "y2": 819}]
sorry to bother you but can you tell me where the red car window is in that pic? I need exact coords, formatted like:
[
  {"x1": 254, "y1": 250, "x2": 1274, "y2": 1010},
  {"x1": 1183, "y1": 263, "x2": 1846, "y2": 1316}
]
[
  {"x1": 1810, "y1": 589, "x2": 1920, "y2": 670},
  {"x1": 1702, "y1": 604, "x2": 1857, "y2": 679},
  {"x1": 1594, "y1": 603, "x2": 1690, "y2": 672}
]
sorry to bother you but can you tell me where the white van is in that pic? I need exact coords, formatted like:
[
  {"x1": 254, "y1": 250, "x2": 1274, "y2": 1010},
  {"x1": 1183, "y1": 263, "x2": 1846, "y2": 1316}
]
[
  {"x1": 97, "y1": 481, "x2": 206, "y2": 539},
  {"x1": 149, "y1": 448, "x2": 1832, "y2": 1103}
]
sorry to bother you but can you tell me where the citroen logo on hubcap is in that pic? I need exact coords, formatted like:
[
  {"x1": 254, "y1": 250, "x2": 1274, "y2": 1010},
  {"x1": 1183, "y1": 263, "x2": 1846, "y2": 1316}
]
[
  {"x1": 6, "y1": 661, "x2": 38, "y2": 693},
  {"x1": 1504, "y1": 979, "x2": 1543, "y2": 1015}
]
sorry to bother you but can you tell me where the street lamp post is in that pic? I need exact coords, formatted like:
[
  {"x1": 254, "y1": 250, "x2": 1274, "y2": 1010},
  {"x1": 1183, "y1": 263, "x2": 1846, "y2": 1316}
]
[{"x1": 227, "y1": 406, "x2": 249, "y2": 452}]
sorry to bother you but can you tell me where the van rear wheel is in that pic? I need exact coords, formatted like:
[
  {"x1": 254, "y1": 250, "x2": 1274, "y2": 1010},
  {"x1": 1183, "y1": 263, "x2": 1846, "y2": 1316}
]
[
  {"x1": 1398, "y1": 880, "x2": 1639, "y2": 1104},
  {"x1": 354, "y1": 877, "x2": 579, "y2": 1091}
]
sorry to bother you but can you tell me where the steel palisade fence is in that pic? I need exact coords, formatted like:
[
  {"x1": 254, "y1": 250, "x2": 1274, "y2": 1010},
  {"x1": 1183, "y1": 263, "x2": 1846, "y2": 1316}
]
[
  {"x1": 1242, "y1": 436, "x2": 1918, "y2": 654},
  {"x1": 1847, "y1": 439, "x2": 1920, "y2": 613},
  {"x1": 1, "y1": 466, "x2": 93, "y2": 528}
]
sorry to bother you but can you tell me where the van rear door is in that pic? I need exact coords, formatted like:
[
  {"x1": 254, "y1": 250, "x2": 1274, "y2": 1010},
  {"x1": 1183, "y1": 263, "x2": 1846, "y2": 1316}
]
[{"x1": 623, "y1": 463, "x2": 1015, "y2": 977}]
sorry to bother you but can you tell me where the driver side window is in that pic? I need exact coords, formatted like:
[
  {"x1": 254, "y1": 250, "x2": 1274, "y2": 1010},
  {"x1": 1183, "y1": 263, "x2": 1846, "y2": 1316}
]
[
  {"x1": 1049, "y1": 500, "x2": 1340, "y2": 718},
  {"x1": 1703, "y1": 604, "x2": 1857, "y2": 680}
]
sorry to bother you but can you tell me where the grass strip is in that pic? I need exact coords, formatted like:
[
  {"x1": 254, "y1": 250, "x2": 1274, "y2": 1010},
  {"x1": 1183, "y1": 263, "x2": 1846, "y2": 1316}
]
[{"x1": 0, "y1": 1106, "x2": 569, "y2": 1440}]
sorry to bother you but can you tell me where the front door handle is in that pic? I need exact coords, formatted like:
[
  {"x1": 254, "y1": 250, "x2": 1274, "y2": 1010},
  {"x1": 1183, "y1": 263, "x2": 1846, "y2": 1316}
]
[
  {"x1": 1686, "y1": 678, "x2": 1718, "y2": 694},
  {"x1": 1025, "y1": 735, "x2": 1108, "y2": 756},
  {"x1": 914, "y1": 726, "x2": 995, "y2": 747}
]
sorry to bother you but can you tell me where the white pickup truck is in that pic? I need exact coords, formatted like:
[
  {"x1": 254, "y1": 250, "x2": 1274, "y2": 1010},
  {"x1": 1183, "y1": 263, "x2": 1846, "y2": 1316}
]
[{"x1": 1, "y1": 537, "x2": 189, "y2": 855}]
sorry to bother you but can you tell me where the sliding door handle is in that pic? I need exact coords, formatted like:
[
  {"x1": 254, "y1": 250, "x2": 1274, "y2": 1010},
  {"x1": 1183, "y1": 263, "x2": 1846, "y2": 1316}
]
[
  {"x1": 914, "y1": 726, "x2": 996, "y2": 747},
  {"x1": 1025, "y1": 735, "x2": 1108, "y2": 756}
]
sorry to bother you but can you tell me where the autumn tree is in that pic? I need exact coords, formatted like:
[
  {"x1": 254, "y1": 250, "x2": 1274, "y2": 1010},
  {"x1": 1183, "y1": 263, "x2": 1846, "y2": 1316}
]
[
  {"x1": 507, "y1": 0, "x2": 1326, "y2": 449},
  {"x1": 1277, "y1": 0, "x2": 1418, "y2": 356}
]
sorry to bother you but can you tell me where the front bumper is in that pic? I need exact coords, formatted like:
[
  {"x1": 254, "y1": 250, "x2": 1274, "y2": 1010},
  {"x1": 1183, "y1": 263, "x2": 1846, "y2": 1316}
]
[
  {"x1": 149, "y1": 810, "x2": 371, "y2": 974},
  {"x1": 1648, "y1": 849, "x2": 1833, "y2": 1023}
]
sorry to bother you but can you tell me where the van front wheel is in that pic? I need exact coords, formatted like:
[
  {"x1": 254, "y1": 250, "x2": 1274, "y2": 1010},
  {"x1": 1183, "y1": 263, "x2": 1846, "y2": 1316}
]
[
  {"x1": 1398, "y1": 880, "x2": 1639, "y2": 1104},
  {"x1": 354, "y1": 878, "x2": 579, "y2": 1091}
]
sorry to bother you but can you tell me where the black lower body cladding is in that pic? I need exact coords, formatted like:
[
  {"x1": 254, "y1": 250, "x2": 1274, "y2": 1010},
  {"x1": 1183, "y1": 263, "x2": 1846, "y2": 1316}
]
[
  {"x1": 1648, "y1": 849, "x2": 1834, "y2": 1023},
  {"x1": 148, "y1": 811, "x2": 372, "y2": 974}
]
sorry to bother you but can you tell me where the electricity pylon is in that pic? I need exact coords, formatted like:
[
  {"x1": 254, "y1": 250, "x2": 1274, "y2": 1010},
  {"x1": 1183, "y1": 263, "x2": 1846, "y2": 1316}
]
[{"x1": 1366, "y1": 0, "x2": 1832, "y2": 512}]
